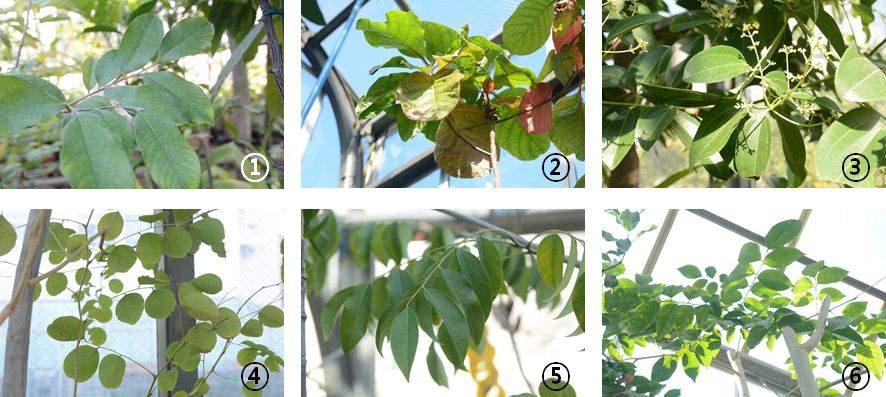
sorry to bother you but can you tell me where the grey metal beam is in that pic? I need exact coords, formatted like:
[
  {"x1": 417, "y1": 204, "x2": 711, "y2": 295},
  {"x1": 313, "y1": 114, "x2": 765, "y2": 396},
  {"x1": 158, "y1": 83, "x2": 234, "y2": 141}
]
[
  {"x1": 2, "y1": 210, "x2": 50, "y2": 396},
  {"x1": 713, "y1": 347, "x2": 800, "y2": 396},
  {"x1": 687, "y1": 209, "x2": 886, "y2": 302}
]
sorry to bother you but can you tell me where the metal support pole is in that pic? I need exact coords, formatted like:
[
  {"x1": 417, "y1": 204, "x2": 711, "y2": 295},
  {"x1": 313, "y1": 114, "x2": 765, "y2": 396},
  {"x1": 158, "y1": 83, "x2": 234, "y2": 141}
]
[
  {"x1": 2, "y1": 209, "x2": 51, "y2": 396},
  {"x1": 687, "y1": 209, "x2": 886, "y2": 302},
  {"x1": 157, "y1": 210, "x2": 197, "y2": 395},
  {"x1": 642, "y1": 209, "x2": 678, "y2": 275}
]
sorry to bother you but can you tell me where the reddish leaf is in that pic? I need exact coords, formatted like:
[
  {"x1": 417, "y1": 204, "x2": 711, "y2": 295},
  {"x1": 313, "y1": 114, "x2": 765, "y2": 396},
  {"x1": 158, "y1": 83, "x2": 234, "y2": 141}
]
[
  {"x1": 573, "y1": 44, "x2": 584, "y2": 71},
  {"x1": 519, "y1": 83, "x2": 554, "y2": 135},
  {"x1": 554, "y1": 15, "x2": 583, "y2": 53}
]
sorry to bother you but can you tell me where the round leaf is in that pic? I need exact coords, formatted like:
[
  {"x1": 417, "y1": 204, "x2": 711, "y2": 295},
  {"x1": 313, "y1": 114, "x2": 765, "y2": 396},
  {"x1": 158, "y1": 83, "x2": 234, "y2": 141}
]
[
  {"x1": 212, "y1": 307, "x2": 241, "y2": 339},
  {"x1": 259, "y1": 305, "x2": 284, "y2": 328},
  {"x1": 116, "y1": 293, "x2": 144, "y2": 325},
  {"x1": 145, "y1": 288, "x2": 176, "y2": 319},
  {"x1": 98, "y1": 354, "x2": 125, "y2": 389},
  {"x1": 162, "y1": 226, "x2": 192, "y2": 258},
  {"x1": 63, "y1": 345, "x2": 99, "y2": 382},
  {"x1": 137, "y1": 232, "x2": 163, "y2": 268}
]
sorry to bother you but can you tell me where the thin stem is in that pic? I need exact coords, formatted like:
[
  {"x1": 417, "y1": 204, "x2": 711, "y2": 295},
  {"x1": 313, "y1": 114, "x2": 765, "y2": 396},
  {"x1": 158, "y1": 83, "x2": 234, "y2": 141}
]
[
  {"x1": 14, "y1": 0, "x2": 34, "y2": 69},
  {"x1": 489, "y1": 128, "x2": 501, "y2": 188}
]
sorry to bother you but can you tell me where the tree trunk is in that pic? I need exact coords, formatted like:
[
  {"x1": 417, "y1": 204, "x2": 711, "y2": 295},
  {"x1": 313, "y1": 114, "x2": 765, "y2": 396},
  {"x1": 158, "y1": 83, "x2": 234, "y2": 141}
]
[
  {"x1": 609, "y1": 145, "x2": 640, "y2": 187},
  {"x1": 230, "y1": 37, "x2": 252, "y2": 143},
  {"x1": 2, "y1": 209, "x2": 51, "y2": 396}
]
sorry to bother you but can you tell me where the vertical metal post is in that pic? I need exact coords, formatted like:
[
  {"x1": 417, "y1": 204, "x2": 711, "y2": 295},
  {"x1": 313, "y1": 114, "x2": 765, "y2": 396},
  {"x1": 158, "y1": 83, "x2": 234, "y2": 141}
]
[
  {"x1": 2, "y1": 209, "x2": 51, "y2": 396},
  {"x1": 156, "y1": 210, "x2": 197, "y2": 395},
  {"x1": 642, "y1": 210, "x2": 679, "y2": 276}
]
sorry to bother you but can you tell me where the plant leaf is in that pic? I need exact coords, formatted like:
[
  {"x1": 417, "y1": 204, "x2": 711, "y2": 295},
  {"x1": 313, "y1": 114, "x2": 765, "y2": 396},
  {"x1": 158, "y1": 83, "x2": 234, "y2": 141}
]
[
  {"x1": 60, "y1": 112, "x2": 137, "y2": 188},
  {"x1": 98, "y1": 354, "x2": 125, "y2": 389},
  {"x1": 357, "y1": 11, "x2": 426, "y2": 59},
  {"x1": 683, "y1": 46, "x2": 749, "y2": 84},
  {"x1": 423, "y1": 289, "x2": 469, "y2": 369},
  {"x1": 434, "y1": 103, "x2": 497, "y2": 178},
  {"x1": 340, "y1": 283, "x2": 372, "y2": 352},
  {"x1": 537, "y1": 234, "x2": 565, "y2": 287},
  {"x1": 688, "y1": 101, "x2": 747, "y2": 166},
  {"x1": 835, "y1": 45, "x2": 886, "y2": 102},
  {"x1": 116, "y1": 13, "x2": 164, "y2": 73},
  {"x1": 134, "y1": 112, "x2": 201, "y2": 189},
  {"x1": 158, "y1": 17, "x2": 214, "y2": 62},
  {"x1": 503, "y1": 0, "x2": 556, "y2": 55},
  {"x1": 390, "y1": 309, "x2": 419, "y2": 380},
  {"x1": 815, "y1": 107, "x2": 883, "y2": 187}
]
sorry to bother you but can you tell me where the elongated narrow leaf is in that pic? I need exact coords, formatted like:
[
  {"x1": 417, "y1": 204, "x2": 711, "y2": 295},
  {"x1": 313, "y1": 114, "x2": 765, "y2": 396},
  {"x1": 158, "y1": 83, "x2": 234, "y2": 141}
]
[
  {"x1": 734, "y1": 113, "x2": 772, "y2": 178},
  {"x1": 670, "y1": 12, "x2": 715, "y2": 32},
  {"x1": 424, "y1": 289, "x2": 469, "y2": 369},
  {"x1": 765, "y1": 219, "x2": 802, "y2": 248},
  {"x1": 572, "y1": 272, "x2": 585, "y2": 330},
  {"x1": 683, "y1": 46, "x2": 749, "y2": 84},
  {"x1": 440, "y1": 268, "x2": 485, "y2": 343},
  {"x1": 454, "y1": 249, "x2": 493, "y2": 317},
  {"x1": 689, "y1": 102, "x2": 747, "y2": 166},
  {"x1": 158, "y1": 17, "x2": 214, "y2": 62},
  {"x1": 60, "y1": 113, "x2": 137, "y2": 188},
  {"x1": 427, "y1": 344, "x2": 449, "y2": 387},
  {"x1": 390, "y1": 309, "x2": 418, "y2": 380},
  {"x1": 607, "y1": 13, "x2": 664, "y2": 44},
  {"x1": 0, "y1": 75, "x2": 65, "y2": 138},
  {"x1": 476, "y1": 237, "x2": 503, "y2": 296},
  {"x1": 835, "y1": 45, "x2": 886, "y2": 103},
  {"x1": 602, "y1": 110, "x2": 637, "y2": 169},
  {"x1": 636, "y1": 106, "x2": 676, "y2": 153},
  {"x1": 134, "y1": 112, "x2": 200, "y2": 188},
  {"x1": 772, "y1": 112, "x2": 807, "y2": 186},
  {"x1": 340, "y1": 283, "x2": 372, "y2": 352},
  {"x1": 503, "y1": 0, "x2": 556, "y2": 55},
  {"x1": 639, "y1": 83, "x2": 725, "y2": 107}
]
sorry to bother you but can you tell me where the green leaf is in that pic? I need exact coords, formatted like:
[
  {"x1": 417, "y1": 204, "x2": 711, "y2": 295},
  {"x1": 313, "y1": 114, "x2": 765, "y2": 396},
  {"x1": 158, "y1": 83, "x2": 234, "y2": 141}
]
[
  {"x1": 242, "y1": 319, "x2": 267, "y2": 339},
  {"x1": 815, "y1": 107, "x2": 883, "y2": 187},
  {"x1": 0, "y1": 75, "x2": 65, "y2": 138},
  {"x1": 607, "y1": 13, "x2": 664, "y2": 44},
  {"x1": 497, "y1": 118, "x2": 550, "y2": 161},
  {"x1": 688, "y1": 102, "x2": 747, "y2": 166},
  {"x1": 817, "y1": 266, "x2": 849, "y2": 284},
  {"x1": 434, "y1": 103, "x2": 496, "y2": 178},
  {"x1": 116, "y1": 293, "x2": 144, "y2": 324},
  {"x1": 142, "y1": 71, "x2": 215, "y2": 125},
  {"x1": 670, "y1": 12, "x2": 715, "y2": 32},
  {"x1": 46, "y1": 273, "x2": 68, "y2": 296},
  {"x1": 158, "y1": 17, "x2": 214, "y2": 62},
  {"x1": 134, "y1": 112, "x2": 201, "y2": 189},
  {"x1": 639, "y1": 83, "x2": 724, "y2": 107},
  {"x1": 357, "y1": 11, "x2": 426, "y2": 59},
  {"x1": 764, "y1": 220, "x2": 802, "y2": 248},
  {"x1": 537, "y1": 235, "x2": 565, "y2": 288},
  {"x1": 320, "y1": 287, "x2": 353, "y2": 340},
  {"x1": 477, "y1": 237, "x2": 504, "y2": 296},
  {"x1": 340, "y1": 283, "x2": 372, "y2": 353},
  {"x1": 237, "y1": 348, "x2": 258, "y2": 366},
  {"x1": 426, "y1": 344, "x2": 449, "y2": 387},
  {"x1": 82, "y1": 56, "x2": 97, "y2": 90},
  {"x1": 539, "y1": 380, "x2": 577, "y2": 397},
  {"x1": 107, "y1": 245, "x2": 137, "y2": 275},
  {"x1": 503, "y1": 0, "x2": 555, "y2": 55},
  {"x1": 678, "y1": 265, "x2": 702, "y2": 279},
  {"x1": 835, "y1": 45, "x2": 886, "y2": 102},
  {"x1": 738, "y1": 243, "x2": 760, "y2": 263},
  {"x1": 636, "y1": 106, "x2": 675, "y2": 154},
  {"x1": 773, "y1": 112, "x2": 808, "y2": 187},
  {"x1": 98, "y1": 354, "x2": 125, "y2": 389},
  {"x1": 764, "y1": 247, "x2": 803, "y2": 269},
  {"x1": 157, "y1": 368, "x2": 178, "y2": 391},
  {"x1": 390, "y1": 309, "x2": 419, "y2": 380},
  {"x1": 396, "y1": 70, "x2": 463, "y2": 121},
  {"x1": 422, "y1": 21, "x2": 461, "y2": 57},
  {"x1": 259, "y1": 305, "x2": 284, "y2": 328},
  {"x1": 453, "y1": 249, "x2": 494, "y2": 317},
  {"x1": 734, "y1": 114, "x2": 772, "y2": 179},
  {"x1": 369, "y1": 56, "x2": 419, "y2": 75},
  {"x1": 843, "y1": 301, "x2": 868, "y2": 317},
  {"x1": 440, "y1": 268, "x2": 485, "y2": 343},
  {"x1": 859, "y1": 340, "x2": 885, "y2": 380},
  {"x1": 64, "y1": 345, "x2": 99, "y2": 382},
  {"x1": 181, "y1": 291, "x2": 219, "y2": 321},
  {"x1": 212, "y1": 307, "x2": 241, "y2": 339},
  {"x1": 145, "y1": 288, "x2": 175, "y2": 319},
  {"x1": 47, "y1": 316, "x2": 86, "y2": 341},
  {"x1": 0, "y1": 215, "x2": 15, "y2": 255},
  {"x1": 94, "y1": 50, "x2": 120, "y2": 85},
  {"x1": 572, "y1": 272, "x2": 585, "y2": 330},
  {"x1": 602, "y1": 110, "x2": 637, "y2": 169},
  {"x1": 192, "y1": 273, "x2": 222, "y2": 294},
  {"x1": 356, "y1": 73, "x2": 409, "y2": 119},
  {"x1": 819, "y1": 287, "x2": 845, "y2": 301},
  {"x1": 758, "y1": 269, "x2": 791, "y2": 291},
  {"x1": 88, "y1": 327, "x2": 107, "y2": 345},
  {"x1": 162, "y1": 226, "x2": 192, "y2": 258},
  {"x1": 551, "y1": 93, "x2": 585, "y2": 160},
  {"x1": 683, "y1": 46, "x2": 749, "y2": 84},
  {"x1": 137, "y1": 233, "x2": 163, "y2": 268},
  {"x1": 424, "y1": 289, "x2": 469, "y2": 369},
  {"x1": 652, "y1": 355, "x2": 678, "y2": 382},
  {"x1": 60, "y1": 113, "x2": 137, "y2": 188},
  {"x1": 116, "y1": 13, "x2": 163, "y2": 73}
]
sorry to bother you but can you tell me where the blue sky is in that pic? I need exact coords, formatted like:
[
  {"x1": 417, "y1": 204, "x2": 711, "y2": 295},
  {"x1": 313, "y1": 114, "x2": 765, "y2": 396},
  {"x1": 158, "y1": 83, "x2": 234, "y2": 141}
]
[{"x1": 301, "y1": 0, "x2": 585, "y2": 188}]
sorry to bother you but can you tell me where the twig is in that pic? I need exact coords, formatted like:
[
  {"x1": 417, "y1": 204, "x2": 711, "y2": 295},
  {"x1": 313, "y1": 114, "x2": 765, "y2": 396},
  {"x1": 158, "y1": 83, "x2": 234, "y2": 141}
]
[
  {"x1": 257, "y1": 0, "x2": 284, "y2": 97},
  {"x1": 489, "y1": 128, "x2": 501, "y2": 188},
  {"x1": 14, "y1": 0, "x2": 34, "y2": 69}
]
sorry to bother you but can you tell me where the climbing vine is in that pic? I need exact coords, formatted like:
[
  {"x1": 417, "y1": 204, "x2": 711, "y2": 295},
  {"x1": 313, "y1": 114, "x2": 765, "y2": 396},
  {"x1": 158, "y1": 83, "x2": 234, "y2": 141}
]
[
  {"x1": 0, "y1": 210, "x2": 284, "y2": 395},
  {"x1": 353, "y1": 0, "x2": 585, "y2": 186},
  {"x1": 602, "y1": 210, "x2": 886, "y2": 395},
  {"x1": 602, "y1": 0, "x2": 885, "y2": 187},
  {"x1": 303, "y1": 210, "x2": 584, "y2": 395}
]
